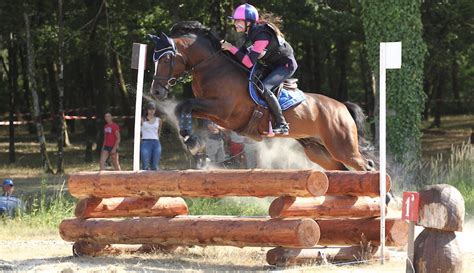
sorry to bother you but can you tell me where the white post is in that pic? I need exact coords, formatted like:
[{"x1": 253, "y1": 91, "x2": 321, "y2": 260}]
[
  {"x1": 133, "y1": 43, "x2": 147, "y2": 171},
  {"x1": 379, "y1": 43, "x2": 387, "y2": 264},
  {"x1": 379, "y1": 41, "x2": 402, "y2": 264}
]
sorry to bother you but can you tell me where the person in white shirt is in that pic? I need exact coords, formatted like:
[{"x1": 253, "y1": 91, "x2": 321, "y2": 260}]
[{"x1": 140, "y1": 102, "x2": 162, "y2": 170}]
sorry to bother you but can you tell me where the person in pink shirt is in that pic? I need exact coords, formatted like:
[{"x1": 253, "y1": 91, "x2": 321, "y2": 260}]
[{"x1": 99, "y1": 112, "x2": 121, "y2": 171}]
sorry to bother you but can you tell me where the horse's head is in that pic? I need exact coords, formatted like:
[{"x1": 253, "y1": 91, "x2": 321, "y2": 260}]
[{"x1": 148, "y1": 33, "x2": 187, "y2": 100}]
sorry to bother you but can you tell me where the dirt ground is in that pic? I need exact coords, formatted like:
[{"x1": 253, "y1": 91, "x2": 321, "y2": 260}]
[{"x1": 1, "y1": 222, "x2": 473, "y2": 273}]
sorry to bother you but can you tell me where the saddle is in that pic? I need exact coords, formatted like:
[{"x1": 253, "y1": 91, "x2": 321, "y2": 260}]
[{"x1": 251, "y1": 65, "x2": 299, "y2": 97}]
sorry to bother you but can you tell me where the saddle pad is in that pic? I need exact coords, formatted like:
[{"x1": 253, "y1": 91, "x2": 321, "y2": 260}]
[{"x1": 249, "y1": 82, "x2": 305, "y2": 111}]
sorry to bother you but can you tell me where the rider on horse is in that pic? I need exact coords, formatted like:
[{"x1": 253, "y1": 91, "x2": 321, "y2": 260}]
[{"x1": 221, "y1": 3, "x2": 297, "y2": 135}]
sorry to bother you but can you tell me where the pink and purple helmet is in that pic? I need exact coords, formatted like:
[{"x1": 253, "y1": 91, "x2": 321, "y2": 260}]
[{"x1": 230, "y1": 3, "x2": 259, "y2": 22}]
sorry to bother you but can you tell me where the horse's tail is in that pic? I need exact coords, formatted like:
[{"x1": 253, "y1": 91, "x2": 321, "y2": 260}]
[{"x1": 343, "y1": 101, "x2": 378, "y2": 168}]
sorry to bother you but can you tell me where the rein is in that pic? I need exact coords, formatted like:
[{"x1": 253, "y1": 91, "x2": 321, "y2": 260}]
[{"x1": 152, "y1": 49, "x2": 222, "y2": 92}]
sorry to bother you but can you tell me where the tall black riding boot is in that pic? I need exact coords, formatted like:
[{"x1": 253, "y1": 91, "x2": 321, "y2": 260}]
[{"x1": 264, "y1": 90, "x2": 289, "y2": 135}]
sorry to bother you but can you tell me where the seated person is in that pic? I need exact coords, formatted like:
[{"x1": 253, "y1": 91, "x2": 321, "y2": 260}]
[{"x1": 0, "y1": 179, "x2": 22, "y2": 217}]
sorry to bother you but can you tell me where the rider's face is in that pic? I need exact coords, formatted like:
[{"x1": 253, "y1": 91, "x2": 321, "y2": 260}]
[{"x1": 233, "y1": 20, "x2": 247, "y2": 33}]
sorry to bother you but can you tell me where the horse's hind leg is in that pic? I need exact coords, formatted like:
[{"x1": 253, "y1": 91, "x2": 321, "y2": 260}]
[
  {"x1": 297, "y1": 138, "x2": 347, "y2": 170},
  {"x1": 321, "y1": 130, "x2": 374, "y2": 171}
]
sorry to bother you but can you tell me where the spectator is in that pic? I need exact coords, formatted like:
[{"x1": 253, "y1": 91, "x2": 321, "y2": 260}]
[
  {"x1": 0, "y1": 179, "x2": 22, "y2": 217},
  {"x1": 243, "y1": 137, "x2": 259, "y2": 169},
  {"x1": 140, "y1": 102, "x2": 162, "y2": 170},
  {"x1": 205, "y1": 121, "x2": 225, "y2": 166},
  {"x1": 228, "y1": 131, "x2": 245, "y2": 168},
  {"x1": 99, "y1": 112, "x2": 121, "y2": 171},
  {"x1": 2, "y1": 179, "x2": 14, "y2": 197}
]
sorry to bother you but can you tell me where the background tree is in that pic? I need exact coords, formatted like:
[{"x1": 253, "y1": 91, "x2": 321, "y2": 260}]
[
  {"x1": 0, "y1": 0, "x2": 472, "y2": 173},
  {"x1": 361, "y1": 0, "x2": 427, "y2": 163}
]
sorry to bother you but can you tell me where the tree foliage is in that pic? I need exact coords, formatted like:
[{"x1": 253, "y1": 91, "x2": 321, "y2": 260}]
[
  {"x1": 361, "y1": 0, "x2": 427, "y2": 162},
  {"x1": 0, "y1": 0, "x2": 472, "y2": 171}
]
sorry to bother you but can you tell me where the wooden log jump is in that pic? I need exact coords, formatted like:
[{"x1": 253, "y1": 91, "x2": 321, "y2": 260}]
[
  {"x1": 68, "y1": 170, "x2": 329, "y2": 199},
  {"x1": 269, "y1": 196, "x2": 382, "y2": 219},
  {"x1": 60, "y1": 216, "x2": 320, "y2": 248},
  {"x1": 317, "y1": 218, "x2": 408, "y2": 246},
  {"x1": 325, "y1": 171, "x2": 391, "y2": 197},
  {"x1": 74, "y1": 197, "x2": 188, "y2": 219},
  {"x1": 68, "y1": 170, "x2": 390, "y2": 199}
]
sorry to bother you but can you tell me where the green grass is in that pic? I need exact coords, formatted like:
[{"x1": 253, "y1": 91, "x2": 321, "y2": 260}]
[
  {"x1": 0, "y1": 179, "x2": 76, "y2": 239},
  {"x1": 392, "y1": 142, "x2": 473, "y2": 215},
  {"x1": 1, "y1": 114, "x2": 472, "y2": 235},
  {"x1": 187, "y1": 197, "x2": 269, "y2": 216}
]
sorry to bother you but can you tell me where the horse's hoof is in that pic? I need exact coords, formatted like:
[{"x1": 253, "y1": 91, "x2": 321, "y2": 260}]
[
  {"x1": 179, "y1": 129, "x2": 190, "y2": 138},
  {"x1": 185, "y1": 136, "x2": 200, "y2": 155}
]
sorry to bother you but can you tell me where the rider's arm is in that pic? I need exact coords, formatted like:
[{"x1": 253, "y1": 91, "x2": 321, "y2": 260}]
[{"x1": 229, "y1": 32, "x2": 271, "y2": 68}]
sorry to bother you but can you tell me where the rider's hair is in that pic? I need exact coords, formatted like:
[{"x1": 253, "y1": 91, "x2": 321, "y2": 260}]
[{"x1": 258, "y1": 12, "x2": 284, "y2": 38}]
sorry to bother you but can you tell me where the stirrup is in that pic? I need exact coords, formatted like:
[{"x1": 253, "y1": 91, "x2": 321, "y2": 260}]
[{"x1": 272, "y1": 123, "x2": 289, "y2": 135}]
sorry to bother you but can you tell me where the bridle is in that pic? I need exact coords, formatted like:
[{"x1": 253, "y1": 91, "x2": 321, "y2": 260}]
[{"x1": 152, "y1": 41, "x2": 221, "y2": 93}]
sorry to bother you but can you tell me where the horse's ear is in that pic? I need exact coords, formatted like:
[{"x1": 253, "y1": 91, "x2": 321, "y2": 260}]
[
  {"x1": 159, "y1": 32, "x2": 170, "y2": 40},
  {"x1": 160, "y1": 32, "x2": 176, "y2": 51},
  {"x1": 147, "y1": 34, "x2": 161, "y2": 47}
]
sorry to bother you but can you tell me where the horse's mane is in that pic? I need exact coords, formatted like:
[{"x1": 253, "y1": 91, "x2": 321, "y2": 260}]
[{"x1": 170, "y1": 21, "x2": 221, "y2": 51}]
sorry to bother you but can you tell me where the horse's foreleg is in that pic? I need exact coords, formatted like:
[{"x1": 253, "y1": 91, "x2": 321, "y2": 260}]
[{"x1": 175, "y1": 98, "x2": 226, "y2": 155}]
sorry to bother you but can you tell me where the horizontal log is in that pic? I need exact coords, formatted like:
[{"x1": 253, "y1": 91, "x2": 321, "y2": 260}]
[
  {"x1": 324, "y1": 171, "x2": 391, "y2": 197},
  {"x1": 317, "y1": 218, "x2": 408, "y2": 246},
  {"x1": 266, "y1": 246, "x2": 388, "y2": 266},
  {"x1": 74, "y1": 197, "x2": 188, "y2": 219},
  {"x1": 73, "y1": 240, "x2": 180, "y2": 257},
  {"x1": 68, "y1": 170, "x2": 329, "y2": 199},
  {"x1": 269, "y1": 196, "x2": 382, "y2": 219},
  {"x1": 60, "y1": 216, "x2": 320, "y2": 248}
]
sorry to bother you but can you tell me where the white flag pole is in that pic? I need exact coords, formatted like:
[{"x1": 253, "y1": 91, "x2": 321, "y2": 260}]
[
  {"x1": 379, "y1": 41, "x2": 402, "y2": 264},
  {"x1": 133, "y1": 43, "x2": 147, "y2": 171},
  {"x1": 379, "y1": 43, "x2": 387, "y2": 265}
]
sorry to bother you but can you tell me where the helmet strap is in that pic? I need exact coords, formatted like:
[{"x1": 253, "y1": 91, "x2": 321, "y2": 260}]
[{"x1": 245, "y1": 21, "x2": 254, "y2": 33}]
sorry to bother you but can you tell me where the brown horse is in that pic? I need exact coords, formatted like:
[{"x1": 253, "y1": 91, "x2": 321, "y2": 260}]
[{"x1": 150, "y1": 21, "x2": 375, "y2": 171}]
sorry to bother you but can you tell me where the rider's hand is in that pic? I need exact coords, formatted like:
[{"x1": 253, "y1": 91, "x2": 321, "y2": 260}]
[{"x1": 220, "y1": 40, "x2": 233, "y2": 51}]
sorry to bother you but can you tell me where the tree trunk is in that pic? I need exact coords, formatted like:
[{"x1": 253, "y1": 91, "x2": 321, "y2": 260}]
[
  {"x1": 335, "y1": 38, "x2": 349, "y2": 101},
  {"x1": 84, "y1": 0, "x2": 105, "y2": 163},
  {"x1": 370, "y1": 72, "x2": 377, "y2": 143},
  {"x1": 414, "y1": 229, "x2": 462, "y2": 273},
  {"x1": 359, "y1": 45, "x2": 374, "y2": 119},
  {"x1": 19, "y1": 44, "x2": 35, "y2": 134},
  {"x1": 60, "y1": 216, "x2": 320, "y2": 248},
  {"x1": 56, "y1": 0, "x2": 65, "y2": 173},
  {"x1": 417, "y1": 184, "x2": 464, "y2": 232},
  {"x1": 269, "y1": 196, "x2": 383, "y2": 219},
  {"x1": 46, "y1": 59, "x2": 60, "y2": 135},
  {"x1": 111, "y1": 51, "x2": 133, "y2": 137},
  {"x1": 451, "y1": 59, "x2": 460, "y2": 101},
  {"x1": 317, "y1": 218, "x2": 408, "y2": 246},
  {"x1": 432, "y1": 68, "x2": 446, "y2": 128},
  {"x1": 75, "y1": 197, "x2": 188, "y2": 219},
  {"x1": 325, "y1": 171, "x2": 391, "y2": 197},
  {"x1": 6, "y1": 34, "x2": 18, "y2": 163},
  {"x1": 68, "y1": 170, "x2": 329, "y2": 199},
  {"x1": 24, "y1": 12, "x2": 54, "y2": 174}
]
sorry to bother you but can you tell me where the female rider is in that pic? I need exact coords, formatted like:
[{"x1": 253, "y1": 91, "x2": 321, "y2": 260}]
[{"x1": 221, "y1": 3, "x2": 297, "y2": 135}]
